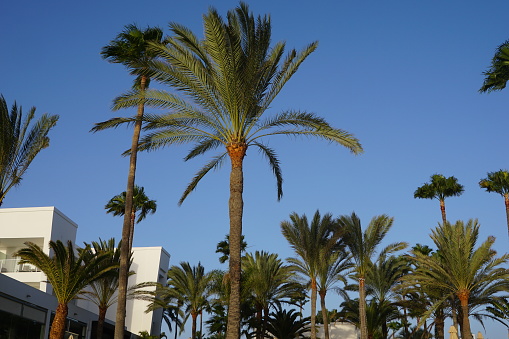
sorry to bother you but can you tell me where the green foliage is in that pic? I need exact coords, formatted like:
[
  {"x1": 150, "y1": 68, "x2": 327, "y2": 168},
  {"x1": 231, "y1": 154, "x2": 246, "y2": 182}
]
[
  {"x1": 216, "y1": 234, "x2": 247, "y2": 264},
  {"x1": 15, "y1": 240, "x2": 115, "y2": 304},
  {"x1": 265, "y1": 305, "x2": 311, "y2": 339},
  {"x1": 479, "y1": 170, "x2": 509, "y2": 197},
  {"x1": 105, "y1": 185, "x2": 157, "y2": 224},
  {"x1": 414, "y1": 174, "x2": 464, "y2": 202},
  {"x1": 480, "y1": 40, "x2": 509, "y2": 93},
  {"x1": 0, "y1": 95, "x2": 58, "y2": 206}
]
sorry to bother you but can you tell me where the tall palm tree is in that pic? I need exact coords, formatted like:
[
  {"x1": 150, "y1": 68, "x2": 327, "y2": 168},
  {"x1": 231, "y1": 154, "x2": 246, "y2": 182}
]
[
  {"x1": 166, "y1": 262, "x2": 213, "y2": 339},
  {"x1": 281, "y1": 211, "x2": 341, "y2": 339},
  {"x1": 0, "y1": 95, "x2": 58, "y2": 206},
  {"x1": 242, "y1": 251, "x2": 298, "y2": 339},
  {"x1": 105, "y1": 185, "x2": 157, "y2": 250},
  {"x1": 94, "y1": 24, "x2": 164, "y2": 339},
  {"x1": 403, "y1": 220, "x2": 509, "y2": 339},
  {"x1": 414, "y1": 174, "x2": 464, "y2": 225},
  {"x1": 479, "y1": 169, "x2": 509, "y2": 238},
  {"x1": 98, "y1": 5, "x2": 362, "y2": 339},
  {"x1": 15, "y1": 240, "x2": 115, "y2": 339},
  {"x1": 79, "y1": 238, "x2": 131, "y2": 339},
  {"x1": 337, "y1": 213, "x2": 407, "y2": 339},
  {"x1": 480, "y1": 40, "x2": 509, "y2": 92}
]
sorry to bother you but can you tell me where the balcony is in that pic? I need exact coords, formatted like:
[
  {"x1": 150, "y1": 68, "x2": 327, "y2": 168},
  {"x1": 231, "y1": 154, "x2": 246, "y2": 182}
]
[{"x1": 0, "y1": 258, "x2": 41, "y2": 273}]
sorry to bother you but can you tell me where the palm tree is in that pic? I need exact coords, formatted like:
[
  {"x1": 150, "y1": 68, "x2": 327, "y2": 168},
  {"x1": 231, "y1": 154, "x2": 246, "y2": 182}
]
[
  {"x1": 15, "y1": 240, "x2": 115, "y2": 339},
  {"x1": 216, "y1": 234, "x2": 247, "y2": 264},
  {"x1": 479, "y1": 170, "x2": 509, "y2": 238},
  {"x1": 166, "y1": 262, "x2": 212, "y2": 339},
  {"x1": 316, "y1": 249, "x2": 351, "y2": 339},
  {"x1": 0, "y1": 95, "x2": 58, "y2": 206},
  {"x1": 265, "y1": 305, "x2": 311, "y2": 339},
  {"x1": 79, "y1": 238, "x2": 130, "y2": 339},
  {"x1": 99, "y1": 5, "x2": 362, "y2": 339},
  {"x1": 242, "y1": 251, "x2": 298, "y2": 339},
  {"x1": 281, "y1": 211, "x2": 341, "y2": 339},
  {"x1": 105, "y1": 185, "x2": 157, "y2": 250},
  {"x1": 94, "y1": 24, "x2": 164, "y2": 339},
  {"x1": 480, "y1": 40, "x2": 509, "y2": 92},
  {"x1": 403, "y1": 220, "x2": 509, "y2": 339},
  {"x1": 414, "y1": 174, "x2": 464, "y2": 225},
  {"x1": 365, "y1": 254, "x2": 408, "y2": 338},
  {"x1": 337, "y1": 213, "x2": 407, "y2": 339}
]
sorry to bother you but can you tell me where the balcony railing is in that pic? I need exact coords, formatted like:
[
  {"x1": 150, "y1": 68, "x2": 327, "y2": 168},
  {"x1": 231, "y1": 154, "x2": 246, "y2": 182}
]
[{"x1": 0, "y1": 258, "x2": 41, "y2": 273}]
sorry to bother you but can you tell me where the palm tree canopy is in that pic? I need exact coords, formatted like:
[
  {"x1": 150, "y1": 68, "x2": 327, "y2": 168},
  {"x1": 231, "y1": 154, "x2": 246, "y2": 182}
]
[
  {"x1": 338, "y1": 213, "x2": 407, "y2": 279},
  {"x1": 166, "y1": 262, "x2": 212, "y2": 318},
  {"x1": 101, "y1": 24, "x2": 164, "y2": 81},
  {"x1": 414, "y1": 174, "x2": 464, "y2": 202},
  {"x1": 0, "y1": 95, "x2": 59, "y2": 206},
  {"x1": 479, "y1": 170, "x2": 509, "y2": 197},
  {"x1": 281, "y1": 210, "x2": 341, "y2": 280},
  {"x1": 98, "y1": 2, "x2": 363, "y2": 204},
  {"x1": 480, "y1": 40, "x2": 509, "y2": 93},
  {"x1": 15, "y1": 240, "x2": 116, "y2": 304},
  {"x1": 242, "y1": 251, "x2": 298, "y2": 310},
  {"x1": 402, "y1": 220, "x2": 509, "y2": 320},
  {"x1": 105, "y1": 185, "x2": 157, "y2": 223}
]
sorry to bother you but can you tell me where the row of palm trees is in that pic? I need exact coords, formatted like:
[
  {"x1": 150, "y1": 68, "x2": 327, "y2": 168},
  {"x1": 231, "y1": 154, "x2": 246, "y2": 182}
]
[{"x1": 135, "y1": 210, "x2": 509, "y2": 339}]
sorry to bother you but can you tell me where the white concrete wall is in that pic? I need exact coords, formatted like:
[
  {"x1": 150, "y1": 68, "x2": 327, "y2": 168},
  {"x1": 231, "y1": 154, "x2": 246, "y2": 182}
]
[
  {"x1": 316, "y1": 322, "x2": 359, "y2": 339},
  {"x1": 0, "y1": 207, "x2": 78, "y2": 294}
]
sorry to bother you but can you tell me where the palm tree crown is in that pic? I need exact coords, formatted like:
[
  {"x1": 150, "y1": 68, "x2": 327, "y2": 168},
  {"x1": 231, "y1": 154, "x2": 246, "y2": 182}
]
[
  {"x1": 479, "y1": 170, "x2": 509, "y2": 238},
  {"x1": 15, "y1": 240, "x2": 115, "y2": 339},
  {"x1": 414, "y1": 174, "x2": 464, "y2": 224},
  {"x1": 0, "y1": 95, "x2": 58, "y2": 206},
  {"x1": 480, "y1": 39, "x2": 509, "y2": 93}
]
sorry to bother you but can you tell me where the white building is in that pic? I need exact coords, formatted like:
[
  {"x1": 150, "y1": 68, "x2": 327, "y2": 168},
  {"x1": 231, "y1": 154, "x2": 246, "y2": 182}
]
[{"x1": 0, "y1": 206, "x2": 170, "y2": 339}]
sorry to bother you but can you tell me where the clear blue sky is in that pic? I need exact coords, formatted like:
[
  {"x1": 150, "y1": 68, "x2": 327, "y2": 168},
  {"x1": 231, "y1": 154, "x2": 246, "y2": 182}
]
[{"x1": 2, "y1": 1, "x2": 509, "y2": 338}]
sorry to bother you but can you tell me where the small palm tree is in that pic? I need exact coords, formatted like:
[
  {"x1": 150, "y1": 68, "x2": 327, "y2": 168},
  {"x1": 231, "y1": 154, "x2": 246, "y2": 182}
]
[
  {"x1": 105, "y1": 185, "x2": 157, "y2": 250},
  {"x1": 15, "y1": 240, "x2": 115, "y2": 339},
  {"x1": 95, "y1": 24, "x2": 164, "y2": 339},
  {"x1": 0, "y1": 95, "x2": 58, "y2": 206},
  {"x1": 480, "y1": 40, "x2": 509, "y2": 92},
  {"x1": 98, "y1": 6, "x2": 363, "y2": 338},
  {"x1": 479, "y1": 169, "x2": 509, "y2": 238},
  {"x1": 167, "y1": 262, "x2": 213, "y2": 339},
  {"x1": 79, "y1": 238, "x2": 132, "y2": 339},
  {"x1": 403, "y1": 220, "x2": 509, "y2": 339},
  {"x1": 265, "y1": 305, "x2": 311, "y2": 339},
  {"x1": 414, "y1": 174, "x2": 464, "y2": 225},
  {"x1": 242, "y1": 251, "x2": 298, "y2": 339},
  {"x1": 337, "y1": 213, "x2": 407, "y2": 339},
  {"x1": 281, "y1": 211, "x2": 341, "y2": 339}
]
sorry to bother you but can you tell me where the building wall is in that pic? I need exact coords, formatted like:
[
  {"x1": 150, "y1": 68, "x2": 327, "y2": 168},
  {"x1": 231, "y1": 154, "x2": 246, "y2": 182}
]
[
  {"x1": 0, "y1": 206, "x2": 170, "y2": 338},
  {"x1": 316, "y1": 322, "x2": 359, "y2": 339}
]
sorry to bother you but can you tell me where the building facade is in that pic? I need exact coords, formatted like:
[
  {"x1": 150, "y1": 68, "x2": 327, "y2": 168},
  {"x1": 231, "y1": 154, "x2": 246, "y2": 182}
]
[{"x1": 0, "y1": 207, "x2": 170, "y2": 339}]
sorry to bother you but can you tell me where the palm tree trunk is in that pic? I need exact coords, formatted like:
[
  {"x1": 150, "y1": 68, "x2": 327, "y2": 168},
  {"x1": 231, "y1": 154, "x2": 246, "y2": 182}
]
[
  {"x1": 319, "y1": 290, "x2": 330, "y2": 339},
  {"x1": 504, "y1": 194, "x2": 509, "y2": 238},
  {"x1": 310, "y1": 279, "x2": 317, "y2": 339},
  {"x1": 192, "y1": 313, "x2": 198, "y2": 339},
  {"x1": 114, "y1": 74, "x2": 147, "y2": 339},
  {"x1": 129, "y1": 211, "x2": 136, "y2": 251},
  {"x1": 439, "y1": 199, "x2": 447, "y2": 225},
  {"x1": 50, "y1": 303, "x2": 68, "y2": 339},
  {"x1": 434, "y1": 306, "x2": 445, "y2": 339},
  {"x1": 256, "y1": 305, "x2": 263, "y2": 339},
  {"x1": 97, "y1": 306, "x2": 107, "y2": 339},
  {"x1": 458, "y1": 291, "x2": 472, "y2": 339},
  {"x1": 225, "y1": 143, "x2": 247, "y2": 339},
  {"x1": 359, "y1": 277, "x2": 368, "y2": 339}
]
